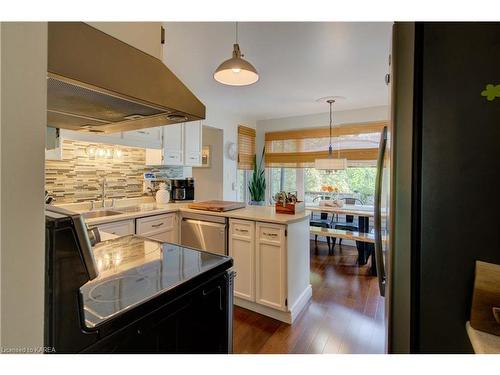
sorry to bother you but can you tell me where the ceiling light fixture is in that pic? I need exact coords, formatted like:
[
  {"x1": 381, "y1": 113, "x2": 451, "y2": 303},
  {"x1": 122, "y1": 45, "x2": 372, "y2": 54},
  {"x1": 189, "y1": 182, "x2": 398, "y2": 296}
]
[
  {"x1": 314, "y1": 98, "x2": 347, "y2": 172},
  {"x1": 213, "y1": 22, "x2": 259, "y2": 86}
]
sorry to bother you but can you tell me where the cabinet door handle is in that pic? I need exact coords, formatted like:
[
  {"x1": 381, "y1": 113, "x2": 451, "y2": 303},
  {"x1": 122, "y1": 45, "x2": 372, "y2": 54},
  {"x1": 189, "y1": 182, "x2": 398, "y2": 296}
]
[
  {"x1": 151, "y1": 222, "x2": 165, "y2": 228},
  {"x1": 202, "y1": 286, "x2": 223, "y2": 311},
  {"x1": 137, "y1": 131, "x2": 147, "y2": 134}
]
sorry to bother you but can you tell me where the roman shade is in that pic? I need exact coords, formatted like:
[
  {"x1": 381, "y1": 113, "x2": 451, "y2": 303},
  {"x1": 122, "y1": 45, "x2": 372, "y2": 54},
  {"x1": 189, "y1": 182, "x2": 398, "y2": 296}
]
[
  {"x1": 237, "y1": 125, "x2": 256, "y2": 170},
  {"x1": 264, "y1": 121, "x2": 387, "y2": 168}
]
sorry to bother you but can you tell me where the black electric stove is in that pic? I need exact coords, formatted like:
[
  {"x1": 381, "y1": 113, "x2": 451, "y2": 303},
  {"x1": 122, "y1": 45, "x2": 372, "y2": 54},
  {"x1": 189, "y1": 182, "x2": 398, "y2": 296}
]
[{"x1": 45, "y1": 207, "x2": 234, "y2": 353}]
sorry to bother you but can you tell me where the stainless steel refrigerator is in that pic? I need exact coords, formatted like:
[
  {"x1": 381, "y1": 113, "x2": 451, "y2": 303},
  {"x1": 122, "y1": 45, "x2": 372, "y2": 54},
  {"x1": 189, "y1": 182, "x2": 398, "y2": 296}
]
[{"x1": 389, "y1": 22, "x2": 500, "y2": 353}]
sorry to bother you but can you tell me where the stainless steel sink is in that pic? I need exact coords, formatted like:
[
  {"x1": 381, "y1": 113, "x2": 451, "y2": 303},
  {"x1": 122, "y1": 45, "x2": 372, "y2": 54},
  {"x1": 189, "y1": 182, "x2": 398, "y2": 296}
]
[
  {"x1": 117, "y1": 206, "x2": 142, "y2": 213},
  {"x1": 117, "y1": 205, "x2": 157, "y2": 213},
  {"x1": 82, "y1": 210, "x2": 123, "y2": 219}
]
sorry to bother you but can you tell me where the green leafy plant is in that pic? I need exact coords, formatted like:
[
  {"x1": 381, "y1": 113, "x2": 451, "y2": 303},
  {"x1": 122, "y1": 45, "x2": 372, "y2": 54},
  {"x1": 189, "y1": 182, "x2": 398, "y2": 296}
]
[{"x1": 248, "y1": 147, "x2": 266, "y2": 202}]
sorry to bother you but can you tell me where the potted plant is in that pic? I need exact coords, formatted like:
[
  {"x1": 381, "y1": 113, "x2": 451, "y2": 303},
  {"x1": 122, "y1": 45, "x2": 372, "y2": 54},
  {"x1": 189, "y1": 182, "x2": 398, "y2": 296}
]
[{"x1": 248, "y1": 147, "x2": 266, "y2": 205}]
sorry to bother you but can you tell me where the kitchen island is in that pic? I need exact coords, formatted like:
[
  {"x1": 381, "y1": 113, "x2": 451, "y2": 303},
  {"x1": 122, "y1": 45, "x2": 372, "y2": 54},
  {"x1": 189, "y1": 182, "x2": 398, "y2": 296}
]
[{"x1": 58, "y1": 198, "x2": 312, "y2": 324}]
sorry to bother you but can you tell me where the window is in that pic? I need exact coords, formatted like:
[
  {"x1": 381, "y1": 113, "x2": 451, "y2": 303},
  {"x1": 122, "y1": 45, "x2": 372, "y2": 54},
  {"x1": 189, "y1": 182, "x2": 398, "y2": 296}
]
[
  {"x1": 264, "y1": 121, "x2": 386, "y2": 168},
  {"x1": 264, "y1": 121, "x2": 385, "y2": 204},
  {"x1": 237, "y1": 125, "x2": 256, "y2": 203},
  {"x1": 267, "y1": 167, "x2": 376, "y2": 204},
  {"x1": 303, "y1": 167, "x2": 376, "y2": 204},
  {"x1": 237, "y1": 169, "x2": 251, "y2": 202},
  {"x1": 268, "y1": 167, "x2": 303, "y2": 202},
  {"x1": 237, "y1": 125, "x2": 256, "y2": 170}
]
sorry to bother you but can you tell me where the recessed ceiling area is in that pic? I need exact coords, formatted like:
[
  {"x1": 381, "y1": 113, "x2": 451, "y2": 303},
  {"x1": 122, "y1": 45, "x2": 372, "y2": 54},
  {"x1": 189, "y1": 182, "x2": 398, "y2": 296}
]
[{"x1": 163, "y1": 22, "x2": 392, "y2": 121}]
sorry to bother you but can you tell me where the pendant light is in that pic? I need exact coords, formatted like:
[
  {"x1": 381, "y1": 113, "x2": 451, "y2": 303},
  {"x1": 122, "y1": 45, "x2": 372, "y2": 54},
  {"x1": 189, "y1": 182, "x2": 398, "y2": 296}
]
[
  {"x1": 213, "y1": 22, "x2": 259, "y2": 86},
  {"x1": 314, "y1": 99, "x2": 347, "y2": 171}
]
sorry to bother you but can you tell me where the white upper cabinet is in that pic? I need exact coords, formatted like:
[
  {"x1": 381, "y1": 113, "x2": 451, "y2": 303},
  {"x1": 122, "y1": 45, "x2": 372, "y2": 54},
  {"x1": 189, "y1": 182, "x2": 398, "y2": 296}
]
[
  {"x1": 122, "y1": 127, "x2": 163, "y2": 149},
  {"x1": 183, "y1": 121, "x2": 202, "y2": 166},
  {"x1": 86, "y1": 22, "x2": 163, "y2": 60},
  {"x1": 45, "y1": 128, "x2": 63, "y2": 160},
  {"x1": 163, "y1": 123, "x2": 184, "y2": 166},
  {"x1": 61, "y1": 128, "x2": 164, "y2": 150},
  {"x1": 59, "y1": 129, "x2": 123, "y2": 146}
]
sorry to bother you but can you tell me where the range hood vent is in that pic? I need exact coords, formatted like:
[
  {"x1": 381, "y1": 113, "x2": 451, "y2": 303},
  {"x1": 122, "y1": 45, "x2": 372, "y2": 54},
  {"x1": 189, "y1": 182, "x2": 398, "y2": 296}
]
[{"x1": 47, "y1": 22, "x2": 205, "y2": 133}]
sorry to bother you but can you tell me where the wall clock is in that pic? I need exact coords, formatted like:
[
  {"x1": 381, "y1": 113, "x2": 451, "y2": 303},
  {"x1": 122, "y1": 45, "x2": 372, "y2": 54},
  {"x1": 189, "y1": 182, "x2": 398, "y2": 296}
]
[{"x1": 226, "y1": 142, "x2": 237, "y2": 161}]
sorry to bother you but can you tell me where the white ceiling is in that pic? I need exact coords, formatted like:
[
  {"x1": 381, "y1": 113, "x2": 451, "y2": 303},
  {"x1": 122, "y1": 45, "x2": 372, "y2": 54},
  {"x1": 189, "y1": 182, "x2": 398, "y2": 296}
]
[{"x1": 163, "y1": 22, "x2": 392, "y2": 121}]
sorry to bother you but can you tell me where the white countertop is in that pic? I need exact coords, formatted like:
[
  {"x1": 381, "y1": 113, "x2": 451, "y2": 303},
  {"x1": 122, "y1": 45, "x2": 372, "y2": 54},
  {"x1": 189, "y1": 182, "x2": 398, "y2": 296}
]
[
  {"x1": 466, "y1": 321, "x2": 500, "y2": 354},
  {"x1": 56, "y1": 198, "x2": 311, "y2": 226}
]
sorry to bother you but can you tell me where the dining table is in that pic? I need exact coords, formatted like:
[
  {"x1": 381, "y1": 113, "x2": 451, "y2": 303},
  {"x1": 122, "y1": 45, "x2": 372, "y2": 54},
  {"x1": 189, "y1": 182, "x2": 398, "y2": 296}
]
[{"x1": 306, "y1": 203, "x2": 378, "y2": 273}]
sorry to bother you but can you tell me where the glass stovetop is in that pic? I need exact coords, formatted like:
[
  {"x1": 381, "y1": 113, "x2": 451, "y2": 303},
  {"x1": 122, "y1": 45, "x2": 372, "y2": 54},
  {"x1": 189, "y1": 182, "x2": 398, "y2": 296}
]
[{"x1": 80, "y1": 235, "x2": 229, "y2": 329}]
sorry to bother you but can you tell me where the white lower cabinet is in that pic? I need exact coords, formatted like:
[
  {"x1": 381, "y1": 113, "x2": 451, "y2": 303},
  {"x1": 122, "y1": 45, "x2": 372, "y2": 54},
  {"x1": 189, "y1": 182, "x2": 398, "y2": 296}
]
[
  {"x1": 229, "y1": 219, "x2": 255, "y2": 301},
  {"x1": 96, "y1": 219, "x2": 135, "y2": 237},
  {"x1": 255, "y1": 222, "x2": 287, "y2": 311},
  {"x1": 230, "y1": 219, "x2": 287, "y2": 311},
  {"x1": 136, "y1": 213, "x2": 178, "y2": 244}
]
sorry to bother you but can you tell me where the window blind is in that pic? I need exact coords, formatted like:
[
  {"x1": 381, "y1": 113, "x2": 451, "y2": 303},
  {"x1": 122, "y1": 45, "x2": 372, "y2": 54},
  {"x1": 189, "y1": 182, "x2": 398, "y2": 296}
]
[
  {"x1": 264, "y1": 121, "x2": 387, "y2": 168},
  {"x1": 238, "y1": 125, "x2": 256, "y2": 170}
]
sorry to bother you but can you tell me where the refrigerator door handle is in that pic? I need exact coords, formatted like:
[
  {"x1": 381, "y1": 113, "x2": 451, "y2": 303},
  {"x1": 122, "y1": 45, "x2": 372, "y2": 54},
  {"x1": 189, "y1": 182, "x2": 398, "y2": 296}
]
[{"x1": 374, "y1": 126, "x2": 387, "y2": 297}]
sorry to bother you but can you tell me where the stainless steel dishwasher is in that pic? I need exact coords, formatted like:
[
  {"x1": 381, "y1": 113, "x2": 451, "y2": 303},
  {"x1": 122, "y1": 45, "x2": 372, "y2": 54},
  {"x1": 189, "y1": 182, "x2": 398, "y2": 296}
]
[{"x1": 180, "y1": 212, "x2": 228, "y2": 255}]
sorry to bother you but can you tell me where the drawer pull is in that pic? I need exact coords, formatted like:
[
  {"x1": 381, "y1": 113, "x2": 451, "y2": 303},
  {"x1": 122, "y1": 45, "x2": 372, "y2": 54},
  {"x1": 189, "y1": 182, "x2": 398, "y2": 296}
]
[
  {"x1": 151, "y1": 222, "x2": 165, "y2": 228},
  {"x1": 235, "y1": 228, "x2": 248, "y2": 233},
  {"x1": 263, "y1": 232, "x2": 278, "y2": 237}
]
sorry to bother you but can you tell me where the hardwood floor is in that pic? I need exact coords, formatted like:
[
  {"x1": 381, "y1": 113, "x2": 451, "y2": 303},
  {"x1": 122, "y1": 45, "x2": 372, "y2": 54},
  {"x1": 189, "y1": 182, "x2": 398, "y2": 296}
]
[{"x1": 233, "y1": 240, "x2": 385, "y2": 354}]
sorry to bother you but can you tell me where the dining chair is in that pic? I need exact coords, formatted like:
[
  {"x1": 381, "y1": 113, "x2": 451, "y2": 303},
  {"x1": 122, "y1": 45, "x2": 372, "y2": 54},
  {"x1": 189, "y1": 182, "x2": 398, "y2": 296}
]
[
  {"x1": 334, "y1": 197, "x2": 361, "y2": 245},
  {"x1": 310, "y1": 211, "x2": 336, "y2": 253}
]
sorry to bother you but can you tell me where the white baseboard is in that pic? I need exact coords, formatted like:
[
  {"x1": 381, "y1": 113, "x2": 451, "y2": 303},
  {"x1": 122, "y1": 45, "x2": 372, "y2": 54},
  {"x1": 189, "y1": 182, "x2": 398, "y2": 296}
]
[
  {"x1": 234, "y1": 285, "x2": 312, "y2": 324},
  {"x1": 289, "y1": 285, "x2": 312, "y2": 323}
]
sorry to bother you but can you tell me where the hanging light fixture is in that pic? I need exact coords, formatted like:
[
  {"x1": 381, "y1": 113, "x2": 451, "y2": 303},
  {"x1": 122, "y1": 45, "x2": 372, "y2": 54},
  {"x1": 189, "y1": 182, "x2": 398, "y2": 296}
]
[
  {"x1": 213, "y1": 22, "x2": 259, "y2": 86},
  {"x1": 314, "y1": 98, "x2": 347, "y2": 172}
]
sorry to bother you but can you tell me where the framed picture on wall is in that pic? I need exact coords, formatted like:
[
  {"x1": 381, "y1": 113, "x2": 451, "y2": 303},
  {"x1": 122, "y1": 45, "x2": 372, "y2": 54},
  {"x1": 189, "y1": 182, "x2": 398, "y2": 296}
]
[{"x1": 200, "y1": 146, "x2": 211, "y2": 168}]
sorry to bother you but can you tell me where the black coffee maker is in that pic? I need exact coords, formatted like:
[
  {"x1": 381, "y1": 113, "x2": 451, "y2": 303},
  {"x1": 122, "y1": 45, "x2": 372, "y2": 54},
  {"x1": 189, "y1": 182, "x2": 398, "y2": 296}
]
[{"x1": 170, "y1": 178, "x2": 195, "y2": 201}]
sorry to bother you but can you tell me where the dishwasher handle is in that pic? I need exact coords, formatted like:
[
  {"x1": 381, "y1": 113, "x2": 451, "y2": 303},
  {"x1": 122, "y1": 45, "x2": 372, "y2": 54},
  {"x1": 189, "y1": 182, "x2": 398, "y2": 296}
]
[{"x1": 182, "y1": 218, "x2": 227, "y2": 229}]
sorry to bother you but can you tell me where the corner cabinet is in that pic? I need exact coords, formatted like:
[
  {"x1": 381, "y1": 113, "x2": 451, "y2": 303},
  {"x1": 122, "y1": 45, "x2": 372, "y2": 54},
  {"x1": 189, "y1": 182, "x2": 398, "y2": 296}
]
[
  {"x1": 255, "y1": 223, "x2": 287, "y2": 311},
  {"x1": 95, "y1": 219, "x2": 135, "y2": 237},
  {"x1": 229, "y1": 220, "x2": 255, "y2": 301},
  {"x1": 136, "y1": 213, "x2": 178, "y2": 243}
]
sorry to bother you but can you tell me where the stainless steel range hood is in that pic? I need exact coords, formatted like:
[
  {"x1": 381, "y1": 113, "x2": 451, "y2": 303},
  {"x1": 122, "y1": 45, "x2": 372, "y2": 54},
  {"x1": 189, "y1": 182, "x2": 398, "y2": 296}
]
[{"x1": 47, "y1": 22, "x2": 205, "y2": 133}]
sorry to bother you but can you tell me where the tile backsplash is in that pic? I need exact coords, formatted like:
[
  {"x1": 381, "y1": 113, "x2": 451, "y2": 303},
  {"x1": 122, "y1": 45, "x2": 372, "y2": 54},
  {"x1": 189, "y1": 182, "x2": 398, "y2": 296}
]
[{"x1": 45, "y1": 140, "x2": 186, "y2": 203}]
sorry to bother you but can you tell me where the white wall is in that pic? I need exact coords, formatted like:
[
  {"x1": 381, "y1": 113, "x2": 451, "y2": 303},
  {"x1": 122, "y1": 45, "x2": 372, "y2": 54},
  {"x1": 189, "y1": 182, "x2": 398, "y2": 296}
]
[
  {"x1": 256, "y1": 105, "x2": 389, "y2": 163},
  {"x1": 201, "y1": 109, "x2": 256, "y2": 201},
  {"x1": 192, "y1": 126, "x2": 224, "y2": 201},
  {"x1": 0, "y1": 23, "x2": 47, "y2": 350}
]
